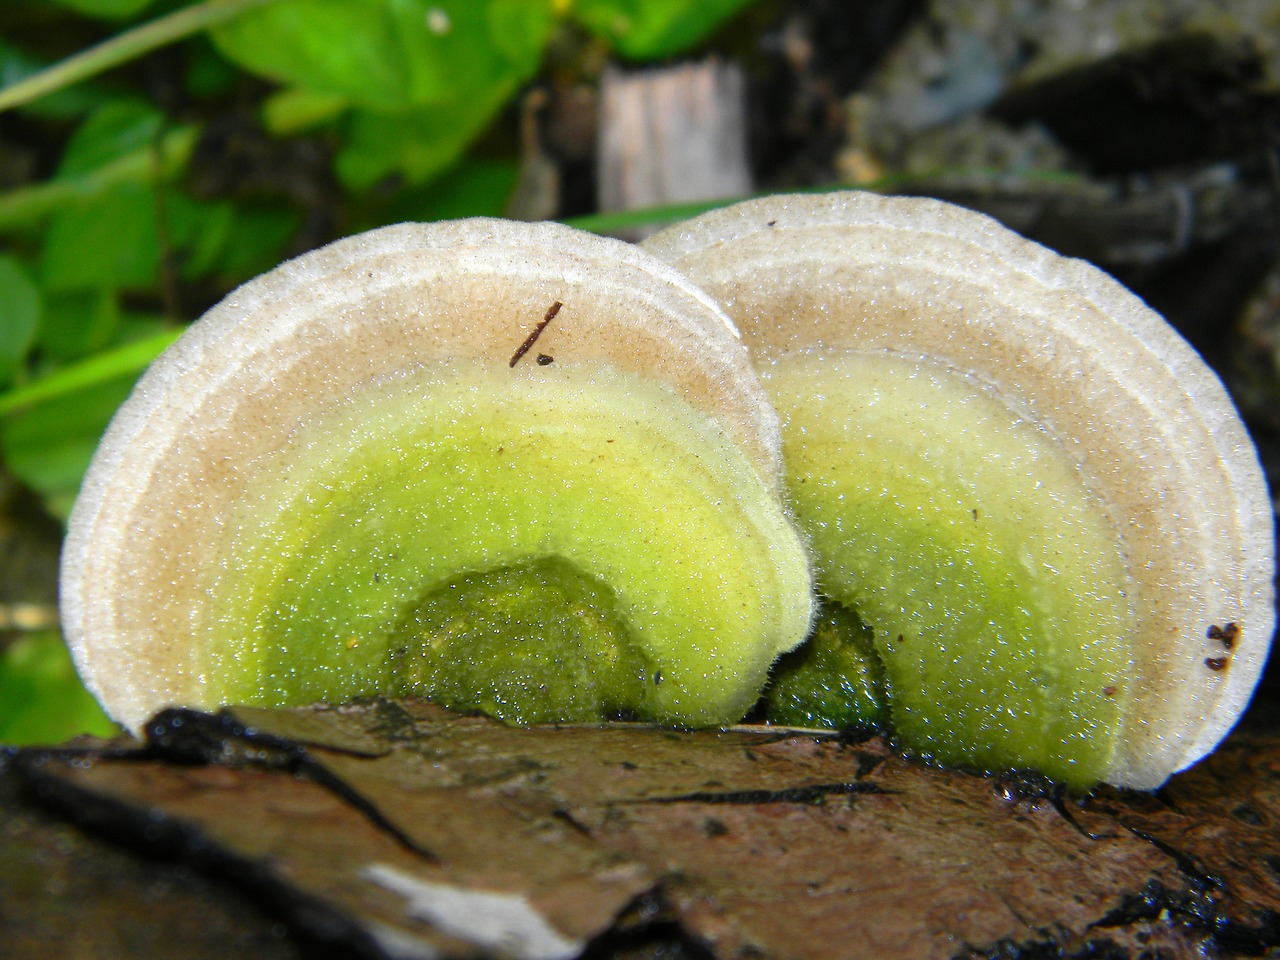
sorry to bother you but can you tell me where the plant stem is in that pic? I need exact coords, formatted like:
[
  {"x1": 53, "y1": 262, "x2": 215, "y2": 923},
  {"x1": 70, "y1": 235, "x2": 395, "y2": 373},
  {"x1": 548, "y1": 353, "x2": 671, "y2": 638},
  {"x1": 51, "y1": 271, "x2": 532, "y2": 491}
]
[
  {"x1": 0, "y1": 126, "x2": 198, "y2": 232},
  {"x1": 0, "y1": 0, "x2": 271, "y2": 115}
]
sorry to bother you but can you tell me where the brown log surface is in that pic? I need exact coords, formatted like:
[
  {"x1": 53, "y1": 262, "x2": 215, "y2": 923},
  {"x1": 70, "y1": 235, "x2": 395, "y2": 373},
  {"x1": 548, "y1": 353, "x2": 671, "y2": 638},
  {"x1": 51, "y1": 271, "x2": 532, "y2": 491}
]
[{"x1": 2, "y1": 699, "x2": 1278, "y2": 959}]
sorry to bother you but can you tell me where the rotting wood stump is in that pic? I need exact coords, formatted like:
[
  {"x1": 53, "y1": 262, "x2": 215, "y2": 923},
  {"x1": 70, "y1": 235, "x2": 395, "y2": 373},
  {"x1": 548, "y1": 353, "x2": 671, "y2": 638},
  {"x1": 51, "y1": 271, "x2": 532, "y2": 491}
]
[{"x1": 3, "y1": 699, "x2": 1278, "y2": 959}]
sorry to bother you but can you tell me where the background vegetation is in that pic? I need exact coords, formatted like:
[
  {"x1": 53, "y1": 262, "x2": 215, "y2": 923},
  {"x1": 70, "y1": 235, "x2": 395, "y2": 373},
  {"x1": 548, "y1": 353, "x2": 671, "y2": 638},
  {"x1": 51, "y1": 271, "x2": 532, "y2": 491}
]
[{"x1": 0, "y1": 0, "x2": 762, "y2": 743}]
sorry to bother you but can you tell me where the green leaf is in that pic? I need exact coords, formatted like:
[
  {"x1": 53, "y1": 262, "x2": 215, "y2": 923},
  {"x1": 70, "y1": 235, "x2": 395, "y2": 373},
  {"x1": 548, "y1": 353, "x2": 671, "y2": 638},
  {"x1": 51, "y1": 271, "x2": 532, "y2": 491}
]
[
  {"x1": 0, "y1": 632, "x2": 117, "y2": 746},
  {"x1": 571, "y1": 0, "x2": 755, "y2": 58},
  {"x1": 182, "y1": 35, "x2": 245, "y2": 99},
  {"x1": 174, "y1": 198, "x2": 237, "y2": 281},
  {"x1": 1, "y1": 374, "x2": 138, "y2": 520},
  {"x1": 39, "y1": 103, "x2": 169, "y2": 291},
  {"x1": 0, "y1": 125, "x2": 197, "y2": 234},
  {"x1": 564, "y1": 195, "x2": 742, "y2": 234},
  {"x1": 336, "y1": 79, "x2": 515, "y2": 190},
  {"x1": 0, "y1": 328, "x2": 180, "y2": 418},
  {"x1": 56, "y1": 99, "x2": 165, "y2": 179},
  {"x1": 366, "y1": 158, "x2": 519, "y2": 226},
  {"x1": 2, "y1": 309, "x2": 172, "y2": 518},
  {"x1": 487, "y1": 0, "x2": 558, "y2": 69},
  {"x1": 41, "y1": 183, "x2": 162, "y2": 291},
  {"x1": 165, "y1": 192, "x2": 280, "y2": 284},
  {"x1": 211, "y1": 0, "x2": 554, "y2": 110},
  {"x1": 39, "y1": 100, "x2": 254, "y2": 292},
  {"x1": 0, "y1": 257, "x2": 41, "y2": 390},
  {"x1": 165, "y1": 198, "x2": 300, "y2": 284},
  {"x1": 47, "y1": 0, "x2": 158, "y2": 20},
  {"x1": 41, "y1": 187, "x2": 240, "y2": 293},
  {"x1": 202, "y1": 205, "x2": 303, "y2": 280},
  {"x1": 35, "y1": 289, "x2": 122, "y2": 365},
  {"x1": 261, "y1": 86, "x2": 350, "y2": 135}
]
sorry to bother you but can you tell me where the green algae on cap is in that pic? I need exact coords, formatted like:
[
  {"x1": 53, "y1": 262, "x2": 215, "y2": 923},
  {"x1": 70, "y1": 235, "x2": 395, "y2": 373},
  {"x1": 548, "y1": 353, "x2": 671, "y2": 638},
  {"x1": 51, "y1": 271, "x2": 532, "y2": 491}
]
[
  {"x1": 60, "y1": 219, "x2": 814, "y2": 733},
  {"x1": 644, "y1": 191, "x2": 1276, "y2": 790}
]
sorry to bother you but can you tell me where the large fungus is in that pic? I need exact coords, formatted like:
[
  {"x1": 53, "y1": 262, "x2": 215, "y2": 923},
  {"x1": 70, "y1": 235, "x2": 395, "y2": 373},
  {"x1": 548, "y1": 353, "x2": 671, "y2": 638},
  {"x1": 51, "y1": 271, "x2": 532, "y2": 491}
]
[
  {"x1": 644, "y1": 191, "x2": 1276, "y2": 790},
  {"x1": 60, "y1": 219, "x2": 814, "y2": 733}
]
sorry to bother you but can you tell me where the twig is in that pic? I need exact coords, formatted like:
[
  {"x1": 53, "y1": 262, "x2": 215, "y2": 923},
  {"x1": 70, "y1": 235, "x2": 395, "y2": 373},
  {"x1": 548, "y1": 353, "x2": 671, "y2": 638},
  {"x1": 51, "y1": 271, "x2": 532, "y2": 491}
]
[
  {"x1": 509, "y1": 301, "x2": 563, "y2": 368},
  {"x1": 0, "y1": 126, "x2": 198, "y2": 232},
  {"x1": 0, "y1": 0, "x2": 270, "y2": 115}
]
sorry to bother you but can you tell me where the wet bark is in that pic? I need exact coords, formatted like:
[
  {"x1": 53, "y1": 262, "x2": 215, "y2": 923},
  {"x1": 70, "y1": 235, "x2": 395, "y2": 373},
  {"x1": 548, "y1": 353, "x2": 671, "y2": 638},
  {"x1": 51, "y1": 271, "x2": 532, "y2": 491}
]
[{"x1": 3, "y1": 699, "x2": 1278, "y2": 959}]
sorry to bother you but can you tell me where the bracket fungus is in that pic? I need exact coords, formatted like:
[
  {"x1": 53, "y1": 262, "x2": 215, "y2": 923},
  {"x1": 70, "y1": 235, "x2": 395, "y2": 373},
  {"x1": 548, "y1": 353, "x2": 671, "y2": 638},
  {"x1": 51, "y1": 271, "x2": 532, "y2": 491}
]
[
  {"x1": 59, "y1": 219, "x2": 814, "y2": 734},
  {"x1": 644, "y1": 191, "x2": 1276, "y2": 790}
]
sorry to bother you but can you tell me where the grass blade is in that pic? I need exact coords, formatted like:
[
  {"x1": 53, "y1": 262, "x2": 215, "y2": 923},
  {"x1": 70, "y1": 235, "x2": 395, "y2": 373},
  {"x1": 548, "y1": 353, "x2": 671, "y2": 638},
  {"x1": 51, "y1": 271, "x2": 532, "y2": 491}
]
[{"x1": 0, "y1": 330, "x2": 180, "y2": 417}]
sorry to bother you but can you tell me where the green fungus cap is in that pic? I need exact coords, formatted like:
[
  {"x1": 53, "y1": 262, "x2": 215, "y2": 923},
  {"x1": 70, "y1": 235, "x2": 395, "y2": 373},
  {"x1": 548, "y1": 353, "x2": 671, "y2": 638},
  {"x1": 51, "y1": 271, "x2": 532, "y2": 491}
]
[
  {"x1": 61, "y1": 219, "x2": 814, "y2": 732},
  {"x1": 645, "y1": 191, "x2": 1276, "y2": 790}
]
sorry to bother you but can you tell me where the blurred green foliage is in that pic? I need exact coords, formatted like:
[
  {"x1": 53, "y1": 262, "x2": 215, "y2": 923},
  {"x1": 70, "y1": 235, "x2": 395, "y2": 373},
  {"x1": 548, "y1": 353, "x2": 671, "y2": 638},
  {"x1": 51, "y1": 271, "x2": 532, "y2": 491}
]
[
  {"x1": 0, "y1": 0, "x2": 758, "y2": 744},
  {"x1": 0, "y1": 632, "x2": 116, "y2": 744}
]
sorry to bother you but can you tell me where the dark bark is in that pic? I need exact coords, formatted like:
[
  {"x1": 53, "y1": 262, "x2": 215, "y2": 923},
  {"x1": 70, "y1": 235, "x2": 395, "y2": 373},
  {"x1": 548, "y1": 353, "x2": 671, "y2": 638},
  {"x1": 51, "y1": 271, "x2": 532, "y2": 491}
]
[{"x1": 4, "y1": 699, "x2": 1278, "y2": 959}]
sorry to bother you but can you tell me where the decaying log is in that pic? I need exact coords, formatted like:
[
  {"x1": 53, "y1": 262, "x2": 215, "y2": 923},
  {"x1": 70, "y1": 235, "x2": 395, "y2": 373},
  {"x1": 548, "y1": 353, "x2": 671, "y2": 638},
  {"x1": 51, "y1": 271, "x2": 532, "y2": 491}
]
[
  {"x1": 3, "y1": 699, "x2": 1279, "y2": 959},
  {"x1": 597, "y1": 60, "x2": 753, "y2": 231}
]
